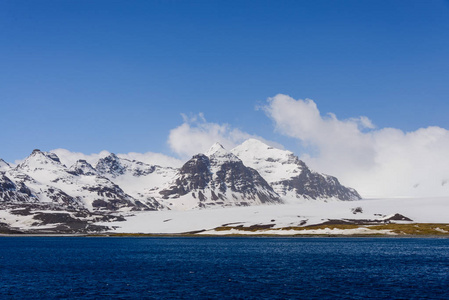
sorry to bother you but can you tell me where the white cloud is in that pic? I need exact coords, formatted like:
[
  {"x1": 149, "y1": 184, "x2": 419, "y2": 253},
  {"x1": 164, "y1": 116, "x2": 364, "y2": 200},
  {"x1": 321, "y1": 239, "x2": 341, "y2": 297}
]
[
  {"x1": 168, "y1": 113, "x2": 283, "y2": 159},
  {"x1": 264, "y1": 94, "x2": 449, "y2": 198}
]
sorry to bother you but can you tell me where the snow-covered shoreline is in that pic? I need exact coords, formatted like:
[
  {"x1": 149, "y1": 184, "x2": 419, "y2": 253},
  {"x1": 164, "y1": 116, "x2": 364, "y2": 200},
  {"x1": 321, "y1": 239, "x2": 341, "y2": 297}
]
[
  {"x1": 99, "y1": 197, "x2": 449, "y2": 235},
  {"x1": 1, "y1": 197, "x2": 448, "y2": 235}
]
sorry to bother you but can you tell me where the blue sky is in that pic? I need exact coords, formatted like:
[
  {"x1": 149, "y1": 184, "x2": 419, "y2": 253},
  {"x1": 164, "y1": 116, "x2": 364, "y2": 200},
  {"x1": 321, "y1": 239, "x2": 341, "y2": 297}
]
[{"x1": 1, "y1": 0, "x2": 449, "y2": 165}]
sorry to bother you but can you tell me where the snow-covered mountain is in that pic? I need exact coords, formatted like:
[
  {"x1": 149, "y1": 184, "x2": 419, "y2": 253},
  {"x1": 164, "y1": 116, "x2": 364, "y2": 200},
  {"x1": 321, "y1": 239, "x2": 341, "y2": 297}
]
[
  {"x1": 1, "y1": 141, "x2": 360, "y2": 213},
  {"x1": 94, "y1": 153, "x2": 176, "y2": 209},
  {"x1": 232, "y1": 139, "x2": 361, "y2": 201},
  {"x1": 3, "y1": 150, "x2": 161, "y2": 211},
  {"x1": 157, "y1": 143, "x2": 282, "y2": 210},
  {"x1": 0, "y1": 140, "x2": 365, "y2": 233}
]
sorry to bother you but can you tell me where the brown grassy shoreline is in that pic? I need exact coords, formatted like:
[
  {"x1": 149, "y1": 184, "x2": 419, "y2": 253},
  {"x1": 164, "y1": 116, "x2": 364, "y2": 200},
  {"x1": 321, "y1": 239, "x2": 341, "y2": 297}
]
[
  {"x1": 96, "y1": 223, "x2": 449, "y2": 237},
  {"x1": 1, "y1": 223, "x2": 449, "y2": 237}
]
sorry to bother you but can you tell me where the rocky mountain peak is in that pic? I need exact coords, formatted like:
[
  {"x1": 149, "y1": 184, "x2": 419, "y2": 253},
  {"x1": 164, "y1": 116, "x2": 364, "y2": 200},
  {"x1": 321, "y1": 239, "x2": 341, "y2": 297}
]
[
  {"x1": 205, "y1": 142, "x2": 226, "y2": 156},
  {"x1": 158, "y1": 143, "x2": 281, "y2": 210},
  {"x1": 29, "y1": 149, "x2": 61, "y2": 162},
  {"x1": 95, "y1": 153, "x2": 126, "y2": 177},
  {"x1": 95, "y1": 153, "x2": 159, "y2": 178},
  {"x1": 159, "y1": 154, "x2": 212, "y2": 200},
  {"x1": 69, "y1": 160, "x2": 97, "y2": 176},
  {"x1": 205, "y1": 142, "x2": 240, "y2": 165},
  {"x1": 17, "y1": 150, "x2": 64, "y2": 171}
]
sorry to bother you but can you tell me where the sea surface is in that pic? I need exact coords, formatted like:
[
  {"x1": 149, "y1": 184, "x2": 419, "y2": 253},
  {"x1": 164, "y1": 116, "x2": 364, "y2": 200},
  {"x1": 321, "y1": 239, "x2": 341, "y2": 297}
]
[{"x1": 1, "y1": 237, "x2": 449, "y2": 299}]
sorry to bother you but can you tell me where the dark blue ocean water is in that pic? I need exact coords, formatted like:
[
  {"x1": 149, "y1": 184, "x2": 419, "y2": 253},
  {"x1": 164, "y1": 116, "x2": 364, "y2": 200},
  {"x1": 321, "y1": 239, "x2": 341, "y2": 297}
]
[{"x1": 1, "y1": 237, "x2": 449, "y2": 299}]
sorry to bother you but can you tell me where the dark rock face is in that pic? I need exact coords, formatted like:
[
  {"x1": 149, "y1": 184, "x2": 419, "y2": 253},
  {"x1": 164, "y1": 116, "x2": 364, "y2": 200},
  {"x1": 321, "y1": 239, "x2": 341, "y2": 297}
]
[
  {"x1": 45, "y1": 152, "x2": 62, "y2": 163},
  {"x1": 86, "y1": 183, "x2": 149, "y2": 211},
  {"x1": 159, "y1": 152, "x2": 281, "y2": 206},
  {"x1": 312, "y1": 213, "x2": 413, "y2": 226},
  {"x1": 96, "y1": 154, "x2": 127, "y2": 177},
  {"x1": 277, "y1": 167, "x2": 361, "y2": 200},
  {"x1": 69, "y1": 160, "x2": 97, "y2": 176},
  {"x1": 96, "y1": 154, "x2": 157, "y2": 178},
  {"x1": 385, "y1": 213, "x2": 413, "y2": 222},
  {"x1": 129, "y1": 161, "x2": 156, "y2": 177},
  {"x1": 213, "y1": 161, "x2": 279, "y2": 204},
  {"x1": 0, "y1": 174, "x2": 16, "y2": 194},
  {"x1": 45, "y1": 187, "x2": 84, "y2": 210},
  {"x1": 160, "y1": 154, "x2": 212, "y2": 198},
  {"x1": 0, "y1": 173, "x2": 37, "y2": 203}
]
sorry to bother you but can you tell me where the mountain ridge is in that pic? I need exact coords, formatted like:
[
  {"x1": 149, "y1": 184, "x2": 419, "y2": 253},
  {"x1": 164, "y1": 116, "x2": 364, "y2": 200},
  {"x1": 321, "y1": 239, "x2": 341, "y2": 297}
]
[
  {"x1": 157, "y1": 143, "x2": 281, "y2": 210},
  {"x1": 232, "y1": 139, "x2": 361, "y2": 201},
  {"x1": 0, "y1": 140, "x2": 360, "y2": 215}
]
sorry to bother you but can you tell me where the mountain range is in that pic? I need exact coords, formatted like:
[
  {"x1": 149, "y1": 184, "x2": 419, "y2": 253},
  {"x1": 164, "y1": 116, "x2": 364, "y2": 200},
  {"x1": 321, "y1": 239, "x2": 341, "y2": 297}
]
[{"x1": 0, "y1": 139, "x2": 360, "y2": 212}]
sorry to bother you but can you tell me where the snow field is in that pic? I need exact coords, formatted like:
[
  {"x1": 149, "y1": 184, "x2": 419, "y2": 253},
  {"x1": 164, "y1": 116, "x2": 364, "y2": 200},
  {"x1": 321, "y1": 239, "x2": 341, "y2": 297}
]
[{"x1": 102, "y1": 197, "x2": 449, "y2": 234}]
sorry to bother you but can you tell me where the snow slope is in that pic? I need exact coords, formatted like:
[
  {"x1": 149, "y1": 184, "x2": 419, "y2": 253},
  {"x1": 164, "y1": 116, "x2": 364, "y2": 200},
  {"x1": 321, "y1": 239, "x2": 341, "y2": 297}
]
[
  {"x1": 0, "y1": 159, "x2": 11, "y2": 171},
  {"x1": 103, "y1": 197, "x2": 449, "y2": 234}
]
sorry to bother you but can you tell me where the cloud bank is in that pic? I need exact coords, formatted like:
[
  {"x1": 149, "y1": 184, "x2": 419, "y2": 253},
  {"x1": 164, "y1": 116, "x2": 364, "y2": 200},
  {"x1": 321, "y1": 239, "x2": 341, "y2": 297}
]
[
  {"x1": 263, "y1": 94, "x2": 449, "y2": 198},
  {"x1": 167, "y1": 113, "x2": 283, "y2": 159}
]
